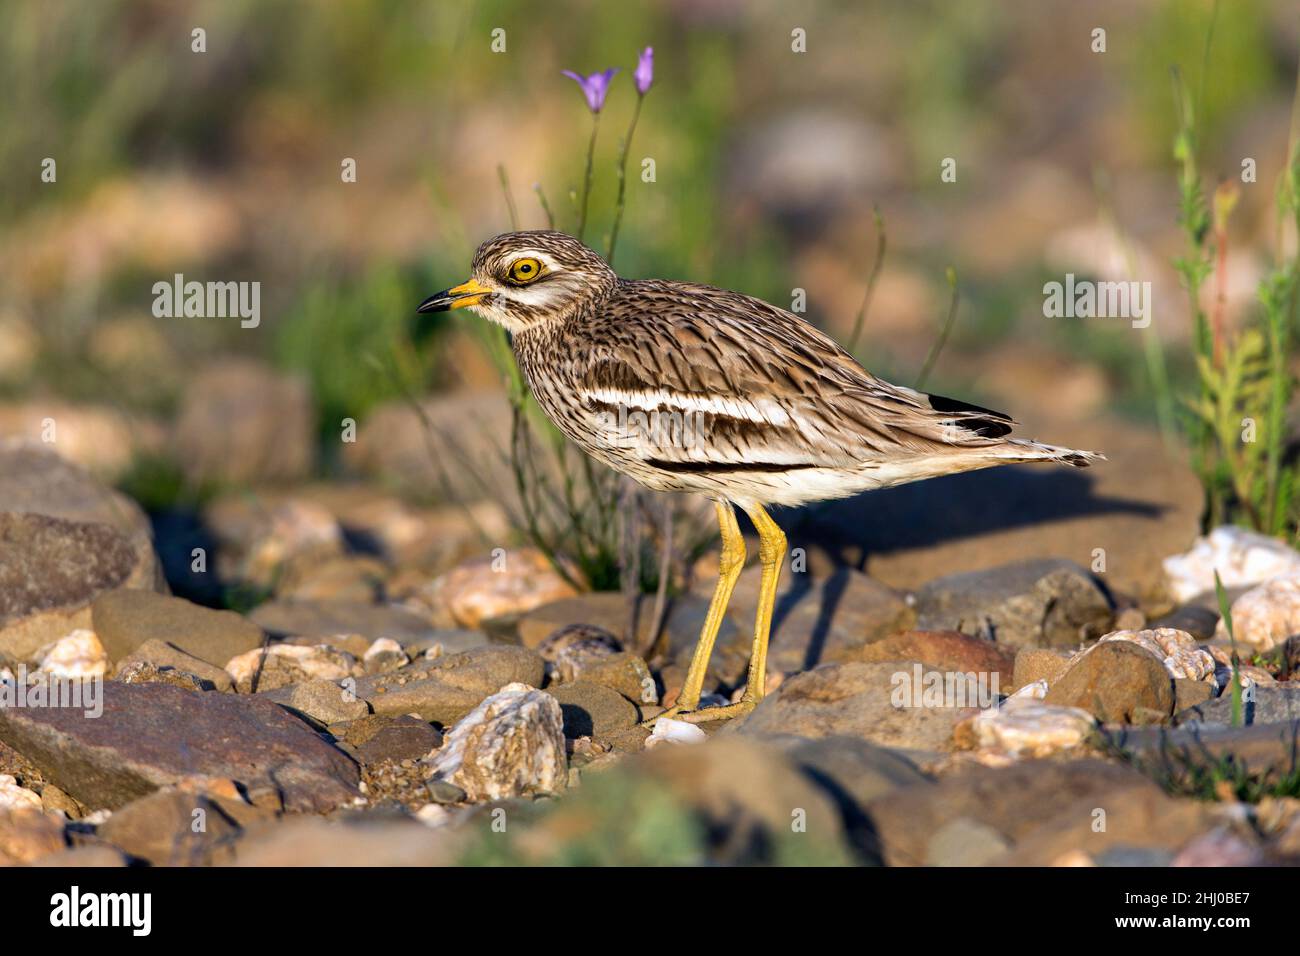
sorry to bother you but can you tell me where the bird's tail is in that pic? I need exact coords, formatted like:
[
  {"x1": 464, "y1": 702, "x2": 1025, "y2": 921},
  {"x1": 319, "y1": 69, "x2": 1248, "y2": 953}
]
[{"x1": 994, "y1": 438, "x2": 1105, "y2": 468}]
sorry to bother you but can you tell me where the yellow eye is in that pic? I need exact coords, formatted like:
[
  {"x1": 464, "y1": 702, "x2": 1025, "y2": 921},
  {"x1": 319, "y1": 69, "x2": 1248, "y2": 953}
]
[{"x1": 507, "y1": 257, "x2": 543, "y2": 284}]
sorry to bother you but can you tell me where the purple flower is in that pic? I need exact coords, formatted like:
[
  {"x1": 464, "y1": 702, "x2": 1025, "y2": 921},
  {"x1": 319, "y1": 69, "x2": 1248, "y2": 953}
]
[
  {"x1": 562, "y1": 67, "x2": 619, "y2": 113},
  {"x1": 634, "y1": 47, "x2": 654, "y2": 96}
]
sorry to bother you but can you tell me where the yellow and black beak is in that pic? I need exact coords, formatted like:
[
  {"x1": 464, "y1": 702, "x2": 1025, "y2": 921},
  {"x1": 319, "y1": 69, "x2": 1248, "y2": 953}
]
[{"x1": 416, "y1": 278, "x2": 492, "y2": 313}]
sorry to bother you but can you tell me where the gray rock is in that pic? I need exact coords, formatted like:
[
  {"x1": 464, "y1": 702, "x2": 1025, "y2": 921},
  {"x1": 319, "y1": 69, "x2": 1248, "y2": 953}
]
[
  {"x1": 340, "y1": 715, "x2": 441, "y2": 764},
  {"x1": 0, "y1": 512, "x2": 141, "y2": 660},
  {"x1": 114, "y1": 638, "x2": 235, "y2": 692},
  {"x1": 0, "y1": 442, "x2": 163, "y2": 590},
  {"x1": 96, "y1": 788, "x2": 248, "y2": 866},
  {"x1": 283, "y1": 678, "x2": 370, "y2": 725},
  {"x1": 1149, "y1": 605, "x2": 1221, "y2": 641},
  {"x1": 1043, "y1": 641, "x2": 1174, "y2": 724},
  {"x1": 546, "y1": 681, "x2": 640, "y2": 738},
  {"x1": 353, "y1": 645, "x2": 544, "y2": 725},
  {"x1": 916, "y1": 558, "x2": 1113, "y2": 649},
  {"x1": 737, "y1": 660, "x2": 968, "y2": 753},
  {"x1": 0, "y1": 682, "x2": 359, "y2": 812},
  {"x1": 92, "y1": 589, "x2": 265, "y2": 669},
  {"x1": 1113, "y1": 720, "x2": 1300, "y2": 775},
  {"x1": 1176, "y1": 684, "x2": 1300, "y2": 728},
  {"x1": 925, "y1": 817, "x2": 1013, "y2": 866},
  {"x1": 425, "y1": 683, "x2": 567, "y2": 801}
]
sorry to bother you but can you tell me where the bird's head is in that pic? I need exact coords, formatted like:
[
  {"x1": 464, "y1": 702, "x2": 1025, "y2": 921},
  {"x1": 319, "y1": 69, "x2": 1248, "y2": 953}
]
[{"x1": 417, "y1": 230, "x2": 617, "y2": 333}]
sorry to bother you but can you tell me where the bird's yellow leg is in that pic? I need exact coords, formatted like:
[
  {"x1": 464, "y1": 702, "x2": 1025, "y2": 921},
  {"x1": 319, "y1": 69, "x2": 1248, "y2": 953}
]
[
  {"x1": 644, "y1": 500, "x2": 744, "y2": 725},
  {"x1": 677, "y1": 502, "x2": 785, "y2": 724}
]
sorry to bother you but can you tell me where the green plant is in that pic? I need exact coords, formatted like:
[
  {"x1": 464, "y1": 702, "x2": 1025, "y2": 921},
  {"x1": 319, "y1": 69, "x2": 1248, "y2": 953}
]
[{"x1": 1170, "y1": 19, "x2": 1300, "y2": 535}]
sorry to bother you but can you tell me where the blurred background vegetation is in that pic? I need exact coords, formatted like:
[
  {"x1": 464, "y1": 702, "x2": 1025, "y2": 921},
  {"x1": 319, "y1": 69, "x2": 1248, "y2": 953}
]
[{"x1": 2, "y1": 0, "x2": 1299, "y2": 598}]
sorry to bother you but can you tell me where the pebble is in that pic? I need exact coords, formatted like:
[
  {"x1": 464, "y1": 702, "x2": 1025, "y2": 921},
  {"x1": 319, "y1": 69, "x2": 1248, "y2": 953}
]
[
  {"x1": 37, "y1": 629, "x2": 108, "y2": 679},
  {"x1": 0, "y1": 773, "x2": 42, "y2": 811},
  {"x1": 424, "y1": 682, "x2": 567, "y2": 801},
  {"x1": 225, "y1": 643, "x2": 357, "y2": 693},
  {"x1": 1163, "y1": 525, "x2": 1300, "y2": 603},
  {"x1": 1090, "y1": 627, "x2": 1216, "y2": 682},
  {"x1": 644, "y1": 717, "x2": 706, "y2": 749},
  {"x1": 1218, "y1": 571, "x2": 1300, "y2": 652}
]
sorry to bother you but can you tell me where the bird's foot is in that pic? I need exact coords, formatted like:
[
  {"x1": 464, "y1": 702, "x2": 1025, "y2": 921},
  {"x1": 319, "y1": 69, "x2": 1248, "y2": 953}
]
[{"x1": 642, "y1": 698, "x2": 757, "y2": 727}]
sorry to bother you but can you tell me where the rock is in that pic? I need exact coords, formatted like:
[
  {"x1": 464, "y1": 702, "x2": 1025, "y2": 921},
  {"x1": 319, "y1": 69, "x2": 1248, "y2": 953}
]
[
  {"x1": 1043, "y1": 641, "x2": 1174, "y2": 724},
  {"x1": 1092, "y1": 628, "x2": 1215, "y2": 681},
  {"x1": 400, "y1": 629, "x2": 491, "y2": 658},
  {"x1": 729, "y1": 565, "x2": 913, "y2": 673},
  {"x1": 738, "y1": 661, "x2": 975, "y2": 753},
  {"x1": 916, "y1": 558, "x2": 1112, "y2": 649},
  {"x1": 96, "y1": 788, "x2": 246, "y2": 866},
  {"x1": 115, "y1": 639, "x2": 234, "y2": 692},
  {"x1": 1176, "y1": 684, "x2": 1300, "y2": 727},
  {"x1": 1170, "y1": 826, "x2": 1266, "y2": 867},
  {"x1": 1117, "y1": 720, "x2": 1300, "y2": 774},
  {"x1": 0, "y1": 401, "x2": 163, "y2": 482},
  {"x1": 172, "y1": 359, "x2": 314, "y2": 484},
  {"x1": 1149, "y1": 604, "x2": 1220, "y2": 641},
  {"x1": 925, "y1": 817, "x2": 1013, "y2": 866},
  {"x1": 546, "y1": 681, "x2": 640, "y2": 738},
  {"x1": 204, "y1": 497, "x2": 345, "y2": 590},
  {"x1": 92, "y1": 589, "x2": 265, "y2": 669},
  {"x1": 0, "y1": 808, "x2": 65, "y2": 863},
  {"x1": 537, "y1": 623, "x2": 622, "y2": 681},
  {"x1": 0, "y1": 513, "x2": 148, "y2": 661},
  {"x1": 0, "y1": 773, "x2": 42, "y2": 810},
  {"x1": 1218, "y1": 572, "x2": 1300, "y2": 652},
  {"x1": 281, "y1": 678, "x2": 370, "y2": 725},
  {"x1": 867, "y1": 759, "x2": 1211, "y2": 867},
  {"x1": 1173, "y1": 678, "x2": 1215, "y2": 713},
  {"x1": 1164, "y1": 525, "x2": 1300, "y2": 604},
  {"x1": 838, "y1": 629, "x2": 1015, "y2": 685},
  {"x1": 29, "y1": 845, "x2": 126, "y2": 867},
  {"x1": 428, "y1": 548, "x2": 580, "y2": 629},
  {"x1": 249, "y1": 599, "x2": 441, "y2": 646},
  {"x1": 36, "y1": 629, "x2": 107, "y2": 679},
  {"x1": 354, "y1": 645, "x2": 545, "y2": 725},
  {"x1": 425, "y1": 682, "x2": 567, "y2": 801},
  {"x1": 225, "y1": 643, "x2": 358, "y2": 694},
  {"x1": 635, "y1": 736, "x2": 852, "y2": 864},
  {"x1": 573, "y1": 653, "x2": 658, "y2": 706},
  {"x1": 227, "y1": 815, "x2": 460, "y2": 866},
  {"x1": 115, "y1": 661, "x2": 214, "y2": 693},
  {"x1": 1012, "y1": 646, "x2": 1074, "y2": 691},
  {"x1": 276, "y1": 554, "x2": 388, "y2": 603},
  {"x1": 0, "y1": 682, "x2": 359, "y2": 811},
  {"x1": 959, "y1": 694, "x2": 1096, "y2": 757},
  {"x1": 341, "y1": 715, "x2": 441, "y2": 765},
  {"x1": 772, "y1": 735, "x2": 929, "y2": 861},
  {"x1": 363, "y1": 638, "x2": 408, "y2": 675},
  {"x1": 0, "y1": 442, "x2": 163, "y2": 590}
]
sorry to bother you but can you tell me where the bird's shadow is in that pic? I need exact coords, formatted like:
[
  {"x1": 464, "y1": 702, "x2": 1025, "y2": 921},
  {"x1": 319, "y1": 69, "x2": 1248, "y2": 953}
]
[{"x1": 731, "y1": 464, "x2": 1163, "y2": 667}]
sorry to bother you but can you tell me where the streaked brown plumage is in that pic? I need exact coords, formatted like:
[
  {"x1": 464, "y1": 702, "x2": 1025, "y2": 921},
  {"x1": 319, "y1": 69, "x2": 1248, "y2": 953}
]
[{"x1": 419, "y1": 230, "x2": 1103, "y2": 722}]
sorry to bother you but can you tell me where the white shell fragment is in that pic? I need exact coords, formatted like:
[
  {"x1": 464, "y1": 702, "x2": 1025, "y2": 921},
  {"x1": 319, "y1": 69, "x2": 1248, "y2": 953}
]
[
  {"x1": 645, "y1": 716, "x2": 707, "y2": 749},
  {"x1": 1163, "y1": 525, "x2": 1300, "y2": 603},
  {"x1": 1094, "y1": 628, "x2": 1217, "y2": 682},
  {"x1": 37, "y1": 629, "x2": 108, "y2": 679},
  {"x1": 1217, "y1": 571, "x2": 1300, "y2": 652}
]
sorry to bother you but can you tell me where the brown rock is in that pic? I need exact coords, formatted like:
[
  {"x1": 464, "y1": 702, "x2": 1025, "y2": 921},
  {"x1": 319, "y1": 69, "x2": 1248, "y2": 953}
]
[
  {"x1": 353, "y1": 645, "x2": 544, "y2": 725},
  {"x1": 92, "y1": 589, "x2": 265, "y2": 669},
  {"x1": 429, "y1": 548, "x2": 580, "y2": 629},
  {"x1": 0, "y1": 808, "x2": 65, "y2": 864},
  {"x1": 0, "y1": 682, "x2": 360, "y2": 812},
  {"x1": 96, "y1": 788, "x2": 246, "y2": 866},
  {"x1": 839, "y1": 629, "x2": 1014, "y2": 685},
  {"x1": 115, "y1": 638, "x2": 234, "y2": 692},
  {"x1": 1012, "y1": 646, "x2": 1074, "y2": 691},
  {"x1": 546, "y1": 681, "x2": 640, "y2": 738},
  {"x1": 1043, "y1": 641, "x2": 1174, "y2": 724}
]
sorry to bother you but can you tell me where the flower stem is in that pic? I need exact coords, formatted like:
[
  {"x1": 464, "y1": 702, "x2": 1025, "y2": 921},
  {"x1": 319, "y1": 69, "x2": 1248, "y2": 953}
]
[
  {"x1": 576, "y1": 112, "x2": 601, "y2": 242},
  {"x1": 606, "y1": 94, "x2": 644, "y2": 265}
]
